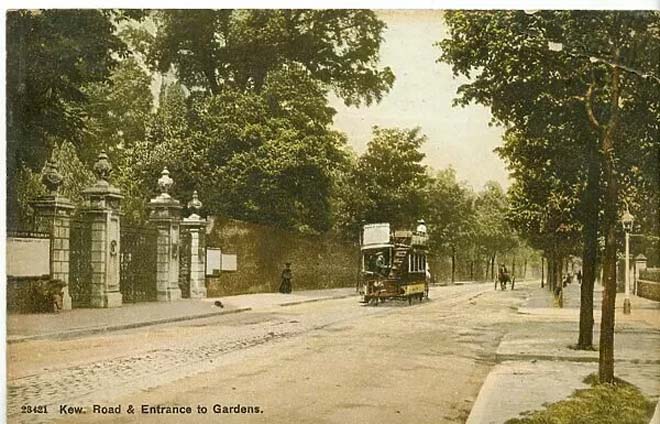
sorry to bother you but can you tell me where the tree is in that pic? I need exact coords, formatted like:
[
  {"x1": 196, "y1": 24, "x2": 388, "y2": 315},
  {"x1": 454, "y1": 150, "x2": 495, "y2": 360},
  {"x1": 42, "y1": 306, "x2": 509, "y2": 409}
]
[
  {"x1": 439, "y1": 10, "x2": 660, "y2": 382},
  {"x1": 342, "y1": 127, "x2": 429, "y2": 230},
  {"x1": 147, "y1": 10, "x2": 395, "y2": 105},
  {"x1": 121, "y1": 65, "x2": 351, "y2": 232},
  {"x1": 6, "y1": 10, "x2": 144, "y2": 226},
  {"x1": 80, "y1": 58, "x2": 154, "y2": 163},
  {"x1": 499, "y1": 129, "x2": 587, "y2": 293},
  {"x1": 6, "y1": 10, "x2": 141, "y2": 168},
  {"x1": 114, "y1": 81, "x2": 194, "y2": 223},
  {"x1": 9, "y1": 141, "x2": 95, "y2": 226},
  {"x1": 473, "y1": 182, "x2": 518, "y2": 280},
  {"x1": 425, "y1": 168, "x2": 476, "y2": 283},
  {"x1": 505, "y1": 156, "x2": 582, "y2": 291}
]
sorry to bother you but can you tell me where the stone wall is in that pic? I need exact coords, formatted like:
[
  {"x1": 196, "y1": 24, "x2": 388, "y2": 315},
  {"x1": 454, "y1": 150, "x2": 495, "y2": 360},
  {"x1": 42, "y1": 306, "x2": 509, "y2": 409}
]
[
  {"x1": 638, "y1": 268, "x2": 660, "y2": 302},
  {"x1": 640, "y1": 268, "x2": 660, "y2": 282},
  {"x1": 637, "y1": 280, "x2": 660, "y2": 302},
  {"x1": 205, "y1": 217, "x2": 359, "y2": 296}
]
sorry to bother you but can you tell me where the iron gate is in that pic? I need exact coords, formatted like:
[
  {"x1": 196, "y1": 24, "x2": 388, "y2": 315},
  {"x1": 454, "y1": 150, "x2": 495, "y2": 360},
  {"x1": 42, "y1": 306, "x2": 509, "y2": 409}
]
[
  {"x1": 178, "y1": 230, "x2": 192, "y2": 298},
  {"x1": 70, "y1": 217, "x2": 92, "y2": 307},
  {"x1": 120, "y1": 224, "x2": 158, "y2": 303}
]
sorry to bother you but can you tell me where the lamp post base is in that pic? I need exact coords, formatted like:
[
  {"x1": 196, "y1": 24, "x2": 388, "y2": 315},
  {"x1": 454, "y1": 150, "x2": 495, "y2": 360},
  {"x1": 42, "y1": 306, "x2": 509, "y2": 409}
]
[{"x1": 623, "y1": 298, "x2": 632, "y2": 314}]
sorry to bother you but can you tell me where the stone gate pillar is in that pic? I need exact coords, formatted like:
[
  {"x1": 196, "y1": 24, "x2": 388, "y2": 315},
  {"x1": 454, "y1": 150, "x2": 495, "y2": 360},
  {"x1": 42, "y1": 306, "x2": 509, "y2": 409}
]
[
  {"x1": 182, "y1": 191, "x2": 207, "y2": 299},
  {"x1": 31, "y1": 153, "x2": 75, "y2": 310},
  {"x1": 634, "y1": 254, "x2": 647, "y2": 295},
  {"x1": 82, "y1": 151, "x2": 123, "y2": 308},
  {"x1": 148, "y1": 168, "x2": 183, "y2": 302}
]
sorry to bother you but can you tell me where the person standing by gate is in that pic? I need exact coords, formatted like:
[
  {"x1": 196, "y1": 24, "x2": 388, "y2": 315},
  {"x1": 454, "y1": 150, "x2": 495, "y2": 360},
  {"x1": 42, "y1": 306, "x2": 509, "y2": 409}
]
[{"x1": 279, "y1": 262, "x2": 293, "y2": 294}]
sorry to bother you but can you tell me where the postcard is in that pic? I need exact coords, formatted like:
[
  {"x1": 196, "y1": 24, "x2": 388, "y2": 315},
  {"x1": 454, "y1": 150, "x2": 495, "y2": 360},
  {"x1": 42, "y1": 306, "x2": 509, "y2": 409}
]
[{"x1": 4, "y1": 8, "x2": 659, "y2": 424}]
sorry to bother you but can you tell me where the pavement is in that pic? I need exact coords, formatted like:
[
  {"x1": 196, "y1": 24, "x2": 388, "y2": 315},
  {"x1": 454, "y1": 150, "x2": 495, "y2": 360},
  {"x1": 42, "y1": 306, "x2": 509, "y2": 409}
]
[
  {"x1": 6, "y1": 287, "x2": 356, "y2": 344},
  {"x1": 466, "y1": 280, "x2": 660, "y2": 424}
]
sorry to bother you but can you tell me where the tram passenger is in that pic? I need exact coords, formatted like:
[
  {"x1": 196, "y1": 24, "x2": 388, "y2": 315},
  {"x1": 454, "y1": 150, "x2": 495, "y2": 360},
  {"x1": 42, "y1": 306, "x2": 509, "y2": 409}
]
[{"x1": 375, "y1": 253, "x2": 389, "y2": 277}]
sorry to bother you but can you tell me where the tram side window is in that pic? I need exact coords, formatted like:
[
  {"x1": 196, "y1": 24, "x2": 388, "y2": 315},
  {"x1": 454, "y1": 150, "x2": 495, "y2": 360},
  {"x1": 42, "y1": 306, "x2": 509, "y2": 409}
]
[{"x1": 409, "y1": 254, "x2": 427, "y2": 273}]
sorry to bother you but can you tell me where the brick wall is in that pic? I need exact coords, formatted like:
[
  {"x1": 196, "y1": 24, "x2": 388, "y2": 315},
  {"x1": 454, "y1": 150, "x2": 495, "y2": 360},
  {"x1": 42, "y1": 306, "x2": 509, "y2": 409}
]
[{"x1": 205, "y1": 217, "x2": 359, "y2": 296}]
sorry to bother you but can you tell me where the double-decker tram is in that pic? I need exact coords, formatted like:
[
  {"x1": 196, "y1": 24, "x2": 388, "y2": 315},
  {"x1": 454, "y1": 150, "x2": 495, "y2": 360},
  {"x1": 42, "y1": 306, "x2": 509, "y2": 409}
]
[{"x1": 359, "y1": 221, "x2": 430, "y2": 305}]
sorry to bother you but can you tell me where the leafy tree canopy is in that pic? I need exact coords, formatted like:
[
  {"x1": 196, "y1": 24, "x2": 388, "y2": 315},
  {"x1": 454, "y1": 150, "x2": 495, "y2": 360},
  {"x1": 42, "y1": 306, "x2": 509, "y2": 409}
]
[
  {"x1": 148, "y1": 10, "x2": 395, "y2": 106},
  {"x1": 424, "y1": 167, "x2": 476, "y2": 255},
  {"x1": 6, "y1": 10, "x2": 143, "y2": 170},
  {"x1": 438, "y1": 10, "x2": 659, "y2": 248},
  {"x1": 346, "y1": 126, "x2": 429, "y2": 229},
  {"x1": 121, "y1": 65, "x2": 350, "y2": 232}
]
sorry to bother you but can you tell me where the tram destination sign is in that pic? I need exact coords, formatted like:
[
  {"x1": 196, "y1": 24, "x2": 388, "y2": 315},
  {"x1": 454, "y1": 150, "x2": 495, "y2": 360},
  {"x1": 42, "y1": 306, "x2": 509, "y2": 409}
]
[{"x1": 362, "y1": 223, "x2": 390, "y2": 246}]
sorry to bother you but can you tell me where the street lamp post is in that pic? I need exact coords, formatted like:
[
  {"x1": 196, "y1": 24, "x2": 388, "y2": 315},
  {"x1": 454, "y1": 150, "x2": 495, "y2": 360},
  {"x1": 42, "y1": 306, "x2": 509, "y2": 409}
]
[{"x1": 621, "y1": 206, "x2": 634, "y2": 315}]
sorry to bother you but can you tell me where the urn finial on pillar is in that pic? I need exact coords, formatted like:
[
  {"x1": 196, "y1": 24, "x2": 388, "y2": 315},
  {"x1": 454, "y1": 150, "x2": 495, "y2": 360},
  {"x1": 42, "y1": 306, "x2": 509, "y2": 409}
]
[
  {"x1": 157, "y1": 167, "x2": 174, "y2": 199},
  {"x1": 41, "y1": 151, "x2": 63, "y2": 195},
  {"x1": 93, "y1": 150, "x2": 113, "y2": 186},
  {"x1": 187, "y1": 190, "x2": 203, "y2": 220}
]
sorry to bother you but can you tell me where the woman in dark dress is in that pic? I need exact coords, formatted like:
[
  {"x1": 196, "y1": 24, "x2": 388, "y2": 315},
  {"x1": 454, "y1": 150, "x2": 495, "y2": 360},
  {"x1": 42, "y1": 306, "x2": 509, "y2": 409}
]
[{"x1": 279, "y1": 262, "x2": 293, "y2": 294}]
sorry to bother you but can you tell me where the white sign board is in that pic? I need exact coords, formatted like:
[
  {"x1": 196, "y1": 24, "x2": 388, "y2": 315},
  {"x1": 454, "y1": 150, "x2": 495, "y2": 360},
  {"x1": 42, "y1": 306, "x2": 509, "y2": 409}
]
[
  {"x1": 206, "y1": 248, "x2": 222, "y2": 275},
  {"x1": 7, "y1": 237, "x2": 51, "y2": 277},
  {"x1": 363, "y1": 223, "x2": 390, "y2": 245},
  {"x1": 221, "y1": 254, "x2": 237, "y2": 271}
]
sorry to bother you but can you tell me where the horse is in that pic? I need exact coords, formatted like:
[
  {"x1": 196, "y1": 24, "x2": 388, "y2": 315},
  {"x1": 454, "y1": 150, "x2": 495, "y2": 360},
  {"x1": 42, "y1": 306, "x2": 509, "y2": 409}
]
[{"x1": 495, "y1": 271, "x2": 512, "y2": 290}]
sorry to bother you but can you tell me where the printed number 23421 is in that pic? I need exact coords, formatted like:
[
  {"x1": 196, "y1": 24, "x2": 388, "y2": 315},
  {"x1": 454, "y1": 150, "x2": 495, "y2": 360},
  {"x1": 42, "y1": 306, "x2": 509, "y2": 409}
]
[{"x1": 22, "y1": 405, "x2": 48, "y2": 414}]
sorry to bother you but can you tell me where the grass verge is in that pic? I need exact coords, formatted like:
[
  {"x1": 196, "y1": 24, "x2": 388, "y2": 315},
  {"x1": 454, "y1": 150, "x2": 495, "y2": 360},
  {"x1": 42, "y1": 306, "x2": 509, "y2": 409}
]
[{"x1": 504, "y1": 374, "x2": 656, "y2": 424}]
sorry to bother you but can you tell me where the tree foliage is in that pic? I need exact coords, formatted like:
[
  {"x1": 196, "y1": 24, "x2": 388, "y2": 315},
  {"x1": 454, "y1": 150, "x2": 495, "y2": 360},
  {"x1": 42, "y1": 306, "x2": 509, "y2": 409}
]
[
  {"x1": 121, "y1": 65, "x2": 350, "y2": 232},
  {"x1": 338, "y1": 127, "x2": 429, "y2": 230},
  {"x1": 439, "y1": 10, "x2": 660, "y2": 382},
  {"x1": 425, "y1": 168, "x2": 475, "y2": 256},
  {"x1": 9, "y1": 141, "x2": 95, "y2": 225},
  {"x1": 80, "y1": 58, "x2": 154, "y2": 162},
  {"x1": 6, "y1": 10, "x2": 139, "y2": 169},
  {"x1": 148, "y1": 10, "x2": 395, "y2": 105}
]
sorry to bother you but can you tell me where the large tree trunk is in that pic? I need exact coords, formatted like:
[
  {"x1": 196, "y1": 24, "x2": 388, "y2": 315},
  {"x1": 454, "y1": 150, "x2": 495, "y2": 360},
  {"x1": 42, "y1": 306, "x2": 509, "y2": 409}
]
[
  {"x1": 598, "y1": 62, "x2": 621, "y2": 384},
  {"x1": 577, "y1": 142, "x2": 600, "y2": 350},
  {"x1": 599, "y1": 170, "x2": 618, "y2": 382}
]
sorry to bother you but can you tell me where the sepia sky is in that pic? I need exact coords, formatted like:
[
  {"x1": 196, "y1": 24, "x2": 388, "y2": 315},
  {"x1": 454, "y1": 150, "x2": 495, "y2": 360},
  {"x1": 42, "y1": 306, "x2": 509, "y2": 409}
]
[{"x1": 329, "y1": 10, "x2": 510, "y2": 191}]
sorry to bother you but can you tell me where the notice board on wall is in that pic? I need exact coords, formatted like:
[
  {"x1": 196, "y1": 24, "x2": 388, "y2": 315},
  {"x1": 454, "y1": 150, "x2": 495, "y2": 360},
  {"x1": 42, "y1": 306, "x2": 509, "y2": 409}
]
[
  {"x1": 206, "y1": 248, "x2": 222, "y2": 276},
  {"x1": 7, "y1": 237, "x2": 51, "y2": 278},
  {"x1": 221, "y1": 253, "x2": 237, "y2": 271},
  {"x1": 204, "y1": 249, "x2": 238, "y2": 274}
]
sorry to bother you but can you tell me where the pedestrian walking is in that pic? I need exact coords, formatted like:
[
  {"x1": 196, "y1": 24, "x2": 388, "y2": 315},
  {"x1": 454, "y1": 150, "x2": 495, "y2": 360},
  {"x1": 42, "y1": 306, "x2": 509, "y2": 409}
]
[
  {"x1": 577, "y1": 270, "x2": 583, "y2": 285},
  {"x1": 279, "y1": 262, "x2": 293, "y2": 294}
]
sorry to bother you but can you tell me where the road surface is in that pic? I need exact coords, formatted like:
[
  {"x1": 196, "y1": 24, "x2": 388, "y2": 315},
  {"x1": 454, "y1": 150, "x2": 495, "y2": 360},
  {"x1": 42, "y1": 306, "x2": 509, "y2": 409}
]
[{"x1": 7, "y1": 282, "x2": 530, "y2": 424}]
